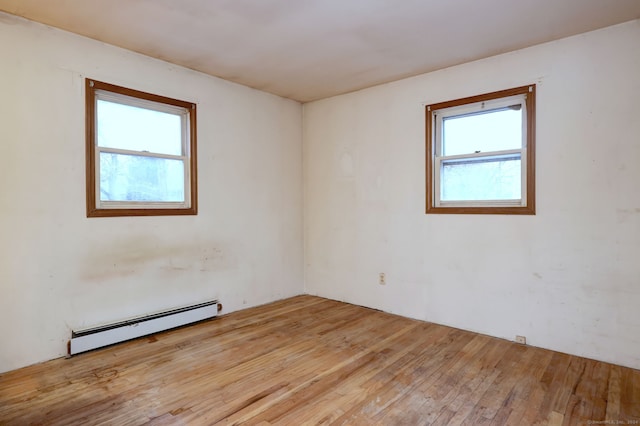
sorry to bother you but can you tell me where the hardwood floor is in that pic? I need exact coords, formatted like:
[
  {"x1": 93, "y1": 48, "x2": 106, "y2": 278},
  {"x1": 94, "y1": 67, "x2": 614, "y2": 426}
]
[{"x1": 0, "y1": 296, "x2": 638, "y2": 425}]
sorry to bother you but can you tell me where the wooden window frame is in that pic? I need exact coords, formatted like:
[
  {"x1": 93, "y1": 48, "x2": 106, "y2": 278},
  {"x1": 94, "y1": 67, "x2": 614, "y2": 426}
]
[
  {"x1": 86, "y1": 79, "x2": 198, "y2": 217},
  {"x1": 425, "y1": 85, "x2": 536, "y2": 215}
]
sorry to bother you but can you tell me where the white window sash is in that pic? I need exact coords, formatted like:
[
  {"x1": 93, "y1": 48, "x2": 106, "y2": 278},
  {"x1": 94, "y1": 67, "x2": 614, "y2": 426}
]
[
  {"x1": 95, "y1": 90, "x2": 189, "y2": 117},
  {"x1": 432, "y1": 93, "x2": 528, "y2": 208},
  {"x1": 93, "y1": 93, "x2": 192, "y2": 210},
  {"x1": 434, "y1": 150, "x2": 526, "y2": 207}
]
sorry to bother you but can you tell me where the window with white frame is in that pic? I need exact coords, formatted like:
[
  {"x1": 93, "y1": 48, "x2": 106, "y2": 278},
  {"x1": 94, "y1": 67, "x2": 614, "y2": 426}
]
[
  {"x1": 86, "y1": 79, "x2": 197, "y2": 217},
  {"x1": 425, "y1": 85, "x2": 535, "y2": 214}
]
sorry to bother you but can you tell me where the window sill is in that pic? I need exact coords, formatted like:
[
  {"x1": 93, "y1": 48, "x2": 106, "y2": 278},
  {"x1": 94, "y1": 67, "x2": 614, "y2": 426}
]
[{"x1": 425, "y1": 205, "x2": 535, "y2": 215}]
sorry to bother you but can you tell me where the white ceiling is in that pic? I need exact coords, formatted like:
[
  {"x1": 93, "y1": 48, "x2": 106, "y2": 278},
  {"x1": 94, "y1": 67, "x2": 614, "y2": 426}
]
[{"x1": 1, "y1": 0, "x2": 639, "y2": 102}]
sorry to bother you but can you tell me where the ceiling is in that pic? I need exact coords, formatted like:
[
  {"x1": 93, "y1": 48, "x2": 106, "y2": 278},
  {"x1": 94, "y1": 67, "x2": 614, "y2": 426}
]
[{"x1": 1, "y1": 1, "x2": 639, "y2": 102}]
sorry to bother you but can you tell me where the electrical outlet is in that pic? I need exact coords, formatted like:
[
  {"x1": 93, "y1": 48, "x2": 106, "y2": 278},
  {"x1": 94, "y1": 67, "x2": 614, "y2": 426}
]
[
  {"x1": 515, "y1": 335, "x2": 526, "y2": 345},
  {"x1": 379, "y1": 273, "x2": 386, "y2": 285}
]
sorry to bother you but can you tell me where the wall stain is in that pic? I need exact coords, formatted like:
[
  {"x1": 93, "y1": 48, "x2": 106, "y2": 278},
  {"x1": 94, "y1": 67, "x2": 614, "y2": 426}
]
[
  {"x1": 80, "y1": 235, "x2": 234, "y2": 281},
  {"x1": 615, "y1": 208, "x2": 640, "y2": 224}
]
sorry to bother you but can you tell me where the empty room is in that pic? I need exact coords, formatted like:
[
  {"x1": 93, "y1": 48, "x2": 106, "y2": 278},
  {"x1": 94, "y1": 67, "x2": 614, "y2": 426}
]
[{"x1": 0, "y1": 0, "x2": 639, "y2": 424}]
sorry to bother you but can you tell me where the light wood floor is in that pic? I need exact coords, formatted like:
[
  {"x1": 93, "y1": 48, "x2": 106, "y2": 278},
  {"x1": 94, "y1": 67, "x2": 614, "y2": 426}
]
[{"x1": 1, "y1": 296, "x2": 638, "y2": 425}]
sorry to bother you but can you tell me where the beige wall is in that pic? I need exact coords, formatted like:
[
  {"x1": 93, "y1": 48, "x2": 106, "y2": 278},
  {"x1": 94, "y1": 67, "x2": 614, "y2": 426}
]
[
  {"x1": 0, "y1": 13, "x2": 303, "y2": 373},
  {"x1": 303, "y1": 20, "x2": 640, "y2": 369}
]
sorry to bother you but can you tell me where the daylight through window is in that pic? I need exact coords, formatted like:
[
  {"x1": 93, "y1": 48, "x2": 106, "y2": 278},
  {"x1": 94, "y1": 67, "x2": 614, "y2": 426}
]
[
  {"x1": 426, "y1": 85, "x2": 535, "y2": 215},
  {"x1": 86, "y1": 79, "x2": 197, "y2": 217}
]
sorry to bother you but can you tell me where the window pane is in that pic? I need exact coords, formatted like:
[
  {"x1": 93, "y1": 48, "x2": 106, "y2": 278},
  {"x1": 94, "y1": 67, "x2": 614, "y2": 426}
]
[
  {"x1": 441, "y1": 155, "x2": 521, "y2": 201},
  {"x1": 97, "y1": 100, "x2": 183, "y2": 156},
  {"x1": 99, "y1": 153, "x2": 185, "y2": 202},
  {"x1": 443, "y1": 107, "x2": 521, "y2": 156}
]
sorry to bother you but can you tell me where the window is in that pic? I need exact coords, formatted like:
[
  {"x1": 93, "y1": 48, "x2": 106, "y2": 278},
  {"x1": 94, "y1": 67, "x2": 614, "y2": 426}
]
[
  {"x1": 86, "y1": 79, "x2": 197, "y2": 217},
  {"x1": 426, "y1": 85, "x2": 535, "y2": 214}
]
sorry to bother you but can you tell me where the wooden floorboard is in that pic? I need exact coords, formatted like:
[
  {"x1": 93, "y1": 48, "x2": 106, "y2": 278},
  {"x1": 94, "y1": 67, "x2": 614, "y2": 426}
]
[{"x1": 0, "y1": 295, "x2": 638, "y2": 425}]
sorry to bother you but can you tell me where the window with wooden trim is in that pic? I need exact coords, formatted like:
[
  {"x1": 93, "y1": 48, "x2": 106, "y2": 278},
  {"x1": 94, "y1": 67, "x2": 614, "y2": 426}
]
[
  {"x1": 426, "y1": 85, "x2": 535, "y2": 215},
  {"x1": 86, "y1": 79, "x2": 197, "y2": 217}
]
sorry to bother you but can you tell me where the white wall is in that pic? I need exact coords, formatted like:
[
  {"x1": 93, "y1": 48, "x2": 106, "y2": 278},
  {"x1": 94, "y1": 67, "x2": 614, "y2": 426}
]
[
  {"x1": 0, "y1": 13, "x2": 303, "y2": 373},
  {"x1": 2, "y1": 12, "x2": 638, "y2": 375},
  {"x1": 304, "y1": 20, "x2": 640, "y2": 369}
]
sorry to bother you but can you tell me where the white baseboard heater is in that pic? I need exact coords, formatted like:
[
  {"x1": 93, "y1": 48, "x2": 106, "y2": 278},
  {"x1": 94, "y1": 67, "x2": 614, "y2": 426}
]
[{"x1": 68, "y1": 300, "x2": 219, "y2": 355}]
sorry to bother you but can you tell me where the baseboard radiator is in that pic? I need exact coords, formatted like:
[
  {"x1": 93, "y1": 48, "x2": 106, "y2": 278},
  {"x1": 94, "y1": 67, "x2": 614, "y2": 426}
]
[{"x1": 68, "y1": 300, "x2": 219, "y2": 355}]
